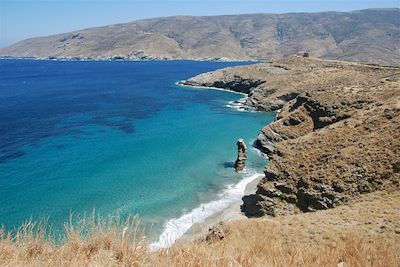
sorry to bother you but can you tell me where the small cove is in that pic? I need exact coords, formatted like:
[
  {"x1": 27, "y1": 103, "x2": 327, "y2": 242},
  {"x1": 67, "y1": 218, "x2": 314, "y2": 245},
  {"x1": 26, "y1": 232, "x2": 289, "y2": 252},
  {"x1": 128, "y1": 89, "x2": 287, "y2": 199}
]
[{"x1": 0, "y1": 59, "x2": 275, "y2": 243}]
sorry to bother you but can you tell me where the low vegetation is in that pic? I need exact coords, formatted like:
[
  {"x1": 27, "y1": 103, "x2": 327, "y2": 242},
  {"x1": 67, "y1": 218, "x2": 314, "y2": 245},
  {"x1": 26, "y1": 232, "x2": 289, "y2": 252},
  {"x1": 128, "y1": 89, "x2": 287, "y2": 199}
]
[{"x1": 1, "y1": 191, "x2": 399, "y2": 266}]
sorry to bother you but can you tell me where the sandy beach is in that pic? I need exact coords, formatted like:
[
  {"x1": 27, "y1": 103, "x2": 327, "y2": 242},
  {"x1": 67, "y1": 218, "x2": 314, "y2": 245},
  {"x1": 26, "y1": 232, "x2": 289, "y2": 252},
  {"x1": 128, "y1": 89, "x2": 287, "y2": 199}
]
[{"x1": 177, "y1": 174, "x2": 263, "y2": 244}]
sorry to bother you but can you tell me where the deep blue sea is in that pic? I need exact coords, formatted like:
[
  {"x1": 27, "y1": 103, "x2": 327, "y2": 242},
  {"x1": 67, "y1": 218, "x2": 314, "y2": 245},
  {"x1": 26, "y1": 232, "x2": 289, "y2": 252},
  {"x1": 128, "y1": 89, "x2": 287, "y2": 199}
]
[{"x1": 0, "y1": 59, "x2": 274, "y2": 248}]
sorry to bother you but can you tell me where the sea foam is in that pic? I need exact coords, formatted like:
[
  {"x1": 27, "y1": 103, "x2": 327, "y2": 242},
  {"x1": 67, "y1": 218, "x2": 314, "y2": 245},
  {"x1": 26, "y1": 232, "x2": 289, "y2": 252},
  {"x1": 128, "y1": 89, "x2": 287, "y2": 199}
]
[{"x1": 149, "y1": 170, "x2": 262, "y2": 251}]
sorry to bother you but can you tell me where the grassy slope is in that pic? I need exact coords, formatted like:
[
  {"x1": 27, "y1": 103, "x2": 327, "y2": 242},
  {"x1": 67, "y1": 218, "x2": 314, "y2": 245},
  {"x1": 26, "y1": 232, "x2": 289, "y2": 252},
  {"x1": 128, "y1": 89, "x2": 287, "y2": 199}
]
[{"x1": 1, "y1": 191, "x2": 399, "y2": 266}]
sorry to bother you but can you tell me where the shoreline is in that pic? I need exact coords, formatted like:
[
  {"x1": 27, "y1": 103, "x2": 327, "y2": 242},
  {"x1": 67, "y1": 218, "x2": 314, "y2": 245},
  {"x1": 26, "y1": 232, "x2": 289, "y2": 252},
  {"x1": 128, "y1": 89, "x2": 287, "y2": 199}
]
[
  {"x1": 148, "y1": 81, "x2": 268, "y2": 251},
  {"x1": 177, "y1": 81, "x2": 261, "y2": 113},
  {"x1": 149, "y1": 170, "x2": 264, "y2": 251},
  {"x1": 177, "y1": 173, "x2": 262, "y2": 245},
  {"x1": 0, "y1": 56, "x2": 261, "y2": 63}
]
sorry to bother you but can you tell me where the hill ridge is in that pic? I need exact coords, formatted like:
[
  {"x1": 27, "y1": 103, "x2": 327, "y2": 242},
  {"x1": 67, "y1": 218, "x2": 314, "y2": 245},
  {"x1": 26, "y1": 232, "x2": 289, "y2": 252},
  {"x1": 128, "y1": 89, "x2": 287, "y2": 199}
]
[{"x1": 1, "y1": 8, "x2": 399, "y2": 65}]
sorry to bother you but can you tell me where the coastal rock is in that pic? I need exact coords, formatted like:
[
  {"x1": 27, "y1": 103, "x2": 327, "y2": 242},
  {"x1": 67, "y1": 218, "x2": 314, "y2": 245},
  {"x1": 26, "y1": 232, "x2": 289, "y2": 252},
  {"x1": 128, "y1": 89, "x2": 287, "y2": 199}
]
[
  {"x1": 184, "y1": 56, "x2": 400, "y2": 218},
  {"x1": 179, "y1": 77, "x2": 265, "y2": 95},
  {"x1": 242, "y1": 194, "x2": 276, "y2": 217},
  {"x1": 234, "y1": 138, "x2": 247, "y2": 172},
  {"x1": 205, "y1": 222, "x2": 230, "y2": 243}
]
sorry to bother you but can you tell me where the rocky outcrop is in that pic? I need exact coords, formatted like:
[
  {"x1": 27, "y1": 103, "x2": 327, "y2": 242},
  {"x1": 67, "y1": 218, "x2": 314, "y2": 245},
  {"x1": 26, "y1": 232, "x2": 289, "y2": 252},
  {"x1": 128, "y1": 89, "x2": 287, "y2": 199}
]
[
  {"x1": 250, "y1": 100, "x2": 400, "y2": 217},
  {"x1": 204, "y1": 222, "x2": 230, "y2": 243},
  {"x1": 179, "y1": 78, "x2": 265, "y2": 95},
  {"x1": 234, "y1": 139, "x2": 247, "y2": 172},
  {"x1": 184, "y1": 56, "x2": 400, "y2": 218}
]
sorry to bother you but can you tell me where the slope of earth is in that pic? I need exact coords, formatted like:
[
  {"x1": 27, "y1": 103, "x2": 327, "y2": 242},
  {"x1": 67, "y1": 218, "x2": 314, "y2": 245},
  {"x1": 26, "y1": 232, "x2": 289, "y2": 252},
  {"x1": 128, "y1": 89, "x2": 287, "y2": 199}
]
[
  {"x1": 181, "y1": 56, "x2": 400, "y2": 217},
  {"x1": 167, "y1": 190, "x2": 399, "y2": 267},
  {"x1": 1, "y1": 9, "x2": 399, "y2": 65}
]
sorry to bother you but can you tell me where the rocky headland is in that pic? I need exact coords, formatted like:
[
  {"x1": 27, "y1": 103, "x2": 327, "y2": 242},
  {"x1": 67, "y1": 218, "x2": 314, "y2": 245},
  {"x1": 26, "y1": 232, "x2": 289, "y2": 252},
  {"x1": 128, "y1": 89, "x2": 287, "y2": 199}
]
[{"x1": 181, "y1": 55, "x2": 400, "y2": 218}]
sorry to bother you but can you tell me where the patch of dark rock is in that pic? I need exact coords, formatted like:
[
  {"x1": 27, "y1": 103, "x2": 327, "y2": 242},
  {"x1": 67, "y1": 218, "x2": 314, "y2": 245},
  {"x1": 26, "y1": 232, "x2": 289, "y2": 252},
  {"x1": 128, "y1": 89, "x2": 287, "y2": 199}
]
[
  {"x1": 71, "y1": 33, "x2": 84, "y2": 39},
  {"x1": 212, "y1": 79, "x2": 265, "y2": 94},
  {"x1": 296, "y1": 189, "x2": 336, "y2": 212},
  {"x1": 288, "y1": 95, "x2": 307, "y2": 112},
  {"x1": 333, "y1": 181, "x2": 345, "y2": 192},
  {"x1": 283, "y1": 116, "x2": 304, "y2": 126},
  {"x1": 257, "y1": 186, "x2": 282, "y2": 198},
  {"x1": 205, "y1": 222, "x2": 230, "y2": 243},
  {"x1": 112, "y1": 56, "x2": 126, "y2": 60},
  {"x1": 393, "y1": 161, "x2": 400, "y2": 173},
  {"x1": 314, "y1": 183, "x2": 330, "y2": 192},
  {"x1": 272, "y1": 64, "x2": 290, "y2": 70},
  {"x1": 384, "y1": 108, "x2": 399, "y2": 119},
  {"x1": 274, "y1": 182, "x2": 295, "y2": 194},
  {"x1": 277, "y1": 91, "x2": 299, "y2": 102},
  {"x1": 297, "y1": 178, "x2": 310, "y2": 189},
  {"x1": 264, "y1": 170, "x2": 279, "y2": 181},
  {"x1": 282, "y1": 193, "x2": 297, "y2": 204},
  {"x1": 253, "y1": 138, "x2": 275, "y2": 156},
  {"x1": 298, "y1": 95, "x2": 350, "y2": 129},
  {"x1": 241, "y1": 194, "x2": 276, "y2": 217}
]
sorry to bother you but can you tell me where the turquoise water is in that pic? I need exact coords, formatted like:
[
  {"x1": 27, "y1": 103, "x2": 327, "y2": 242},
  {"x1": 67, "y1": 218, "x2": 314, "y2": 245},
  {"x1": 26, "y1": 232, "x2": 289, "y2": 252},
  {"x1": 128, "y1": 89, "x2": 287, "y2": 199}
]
[{"x1": 0, "y1": 60, "x2": 274, "y2": 245}]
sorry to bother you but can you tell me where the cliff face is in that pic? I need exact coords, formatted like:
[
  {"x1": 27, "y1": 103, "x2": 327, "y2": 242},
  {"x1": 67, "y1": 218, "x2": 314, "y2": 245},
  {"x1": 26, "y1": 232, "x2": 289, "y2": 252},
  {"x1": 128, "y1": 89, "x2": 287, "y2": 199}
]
[
  {"x1": 182, "y1": 56, "x2": 400, "y2": 217},
  {"x1": 1, "y1": 9, "x2": 400, "y2": 65}
]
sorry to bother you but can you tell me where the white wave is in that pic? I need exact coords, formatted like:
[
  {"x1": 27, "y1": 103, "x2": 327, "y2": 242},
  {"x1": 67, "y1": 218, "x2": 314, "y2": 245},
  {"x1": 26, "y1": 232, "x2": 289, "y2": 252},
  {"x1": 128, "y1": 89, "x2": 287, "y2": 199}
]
[
  {"x1": 250, "y1": 145, "x2": 268, "y2": 158},
  {"x1": 225, "y1": 98, "x2": 256, "y2": 112},
  {"x1": 149, "y1": 171, "x2": 262, "y2": 251}
]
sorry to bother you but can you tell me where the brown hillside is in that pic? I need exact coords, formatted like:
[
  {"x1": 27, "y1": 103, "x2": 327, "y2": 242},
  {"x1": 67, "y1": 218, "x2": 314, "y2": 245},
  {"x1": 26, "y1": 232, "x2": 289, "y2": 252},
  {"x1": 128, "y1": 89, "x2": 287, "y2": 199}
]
[
  {"x1": 183, "y1": 56, "x2": 400, "y2": 217},
  {"x1": 1, "y1": 9, "x2": 399, "y2": 65}
]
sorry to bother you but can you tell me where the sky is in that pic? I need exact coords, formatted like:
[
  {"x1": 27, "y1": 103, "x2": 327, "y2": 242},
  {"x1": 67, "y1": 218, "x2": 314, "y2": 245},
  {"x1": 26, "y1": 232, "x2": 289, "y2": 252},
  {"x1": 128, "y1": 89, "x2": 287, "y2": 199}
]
[{"x1": 0, "y1": 0, "x2": 399, "y2": 47}]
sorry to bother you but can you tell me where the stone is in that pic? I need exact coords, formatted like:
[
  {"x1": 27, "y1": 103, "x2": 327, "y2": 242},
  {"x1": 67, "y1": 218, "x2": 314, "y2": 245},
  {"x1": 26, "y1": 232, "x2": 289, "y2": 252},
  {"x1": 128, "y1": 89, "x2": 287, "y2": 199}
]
[
  {"x1": 241, "y1": 194, "x2": 276, "y2": 217},
  {"x1": 205, "y1": 222, "x2": 229, "y2": 243},
  {"x1": 234, "y1": 138, "x2": 247, "y2": 172}
]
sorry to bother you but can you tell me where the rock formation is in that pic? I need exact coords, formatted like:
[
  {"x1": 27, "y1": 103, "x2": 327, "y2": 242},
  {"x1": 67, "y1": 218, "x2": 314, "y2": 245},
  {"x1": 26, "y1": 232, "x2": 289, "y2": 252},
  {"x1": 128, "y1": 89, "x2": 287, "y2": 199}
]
[
  {"x1": 234, "y1": 138, "x2": 247, "y2": 172},
  {"x1": 204, "y1": 222, "x2": 230, "y2": 243},
  {"x1": 183, "y1": 56, "x2": 400, "y2": 217}
]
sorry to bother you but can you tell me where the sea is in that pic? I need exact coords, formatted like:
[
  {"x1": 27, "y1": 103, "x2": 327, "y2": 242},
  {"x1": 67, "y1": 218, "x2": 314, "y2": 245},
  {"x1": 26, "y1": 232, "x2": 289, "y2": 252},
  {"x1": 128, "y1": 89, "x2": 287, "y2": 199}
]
[{"x1": 0, "y1": 59, "x2": 275, "y2": 248}]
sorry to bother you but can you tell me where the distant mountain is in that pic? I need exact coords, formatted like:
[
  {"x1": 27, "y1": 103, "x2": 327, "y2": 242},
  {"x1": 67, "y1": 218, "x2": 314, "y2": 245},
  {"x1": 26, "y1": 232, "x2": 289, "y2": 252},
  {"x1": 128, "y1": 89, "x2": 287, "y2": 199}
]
[{"x1": 1, "y1": 8, "x2": 399, "y2": 65}]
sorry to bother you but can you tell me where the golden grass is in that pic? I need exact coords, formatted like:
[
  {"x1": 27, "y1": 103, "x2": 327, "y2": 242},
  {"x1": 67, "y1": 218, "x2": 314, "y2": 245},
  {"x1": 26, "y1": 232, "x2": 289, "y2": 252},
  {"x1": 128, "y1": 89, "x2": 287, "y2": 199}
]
[
  {"x1": 0, "y1": 215, "x2": 147, "y2": 267},
  {"x1": 1, "y1": 218, "x2": 398, "y2": 267},
  {"x1": 1, "y1": 191, "x2": 400, "y2": 267}
]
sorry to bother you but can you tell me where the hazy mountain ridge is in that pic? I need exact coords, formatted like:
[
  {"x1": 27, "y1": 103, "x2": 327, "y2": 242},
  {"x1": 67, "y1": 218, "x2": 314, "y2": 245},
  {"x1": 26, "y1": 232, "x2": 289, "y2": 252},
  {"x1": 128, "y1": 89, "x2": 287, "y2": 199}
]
[{"x1": 1, "y1": 8, "x2": 399, "y2": 65}]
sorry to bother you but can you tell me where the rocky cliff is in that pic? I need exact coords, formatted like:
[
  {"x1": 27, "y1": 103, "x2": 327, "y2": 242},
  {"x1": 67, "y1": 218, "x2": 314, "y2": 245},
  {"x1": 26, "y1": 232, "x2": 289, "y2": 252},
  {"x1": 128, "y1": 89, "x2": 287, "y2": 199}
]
[
  {"x1": 1, "y1": 9, "x2": 400, "y2": 65},
  {"x1": 182, "y1": 56, "x2": 400, "y2": 217}
]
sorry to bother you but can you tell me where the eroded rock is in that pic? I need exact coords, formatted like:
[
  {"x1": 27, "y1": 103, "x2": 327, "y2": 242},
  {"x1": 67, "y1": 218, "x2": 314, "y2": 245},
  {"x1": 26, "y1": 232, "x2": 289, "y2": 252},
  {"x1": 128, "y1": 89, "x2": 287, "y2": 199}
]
[
  {"x1": 183, "y1": 56, "x2": 400, "y2": 218},
  {"x1": 234, "y1": 138, "x2": 247, "y2": 172},
  {"x1": 205, "y1": 222, "x2": 230, "y2": 243}
]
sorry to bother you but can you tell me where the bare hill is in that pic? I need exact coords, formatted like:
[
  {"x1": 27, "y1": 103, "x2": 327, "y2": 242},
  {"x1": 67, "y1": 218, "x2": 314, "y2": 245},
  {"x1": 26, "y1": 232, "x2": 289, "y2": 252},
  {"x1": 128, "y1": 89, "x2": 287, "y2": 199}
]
[{"x1": 1, "y1": 8, "x2": 399, "y2": 65}]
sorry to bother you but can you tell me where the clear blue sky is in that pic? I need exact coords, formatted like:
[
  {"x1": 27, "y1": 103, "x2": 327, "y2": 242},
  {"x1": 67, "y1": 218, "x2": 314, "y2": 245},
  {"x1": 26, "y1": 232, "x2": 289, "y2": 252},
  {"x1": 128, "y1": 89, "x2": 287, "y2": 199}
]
[{"x1": 1, "y1": 0, "x2": 399, "y2": 47}]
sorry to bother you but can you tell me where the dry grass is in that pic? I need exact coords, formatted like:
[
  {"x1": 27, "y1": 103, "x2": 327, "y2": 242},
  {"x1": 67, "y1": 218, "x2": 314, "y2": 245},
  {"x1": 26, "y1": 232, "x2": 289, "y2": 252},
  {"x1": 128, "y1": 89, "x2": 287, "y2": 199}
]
[
  {"x1": 1, "y1": 223, "x2": 397, "y2": 267},
  {"x1": 1, "y1": 192, "x2": 400, "y2": 267},
  {"x1": 0, "y1": 215, "x2": 147, "y2": 267}
]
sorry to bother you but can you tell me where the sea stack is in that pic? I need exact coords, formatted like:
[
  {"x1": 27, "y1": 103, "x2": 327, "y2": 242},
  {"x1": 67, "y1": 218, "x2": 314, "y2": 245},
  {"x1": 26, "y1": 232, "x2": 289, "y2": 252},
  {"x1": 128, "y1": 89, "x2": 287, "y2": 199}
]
[{"x1": 234, "y1": 138, "x2": 247, "y2": 172}]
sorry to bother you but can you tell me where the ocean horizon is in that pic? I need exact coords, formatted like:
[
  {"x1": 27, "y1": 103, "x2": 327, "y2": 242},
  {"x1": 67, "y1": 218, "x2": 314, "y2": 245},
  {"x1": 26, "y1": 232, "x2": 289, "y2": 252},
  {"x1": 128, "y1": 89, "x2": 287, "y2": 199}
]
[{"x1": 0, "y1": 59, "x2": 275, "y2": 247}]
